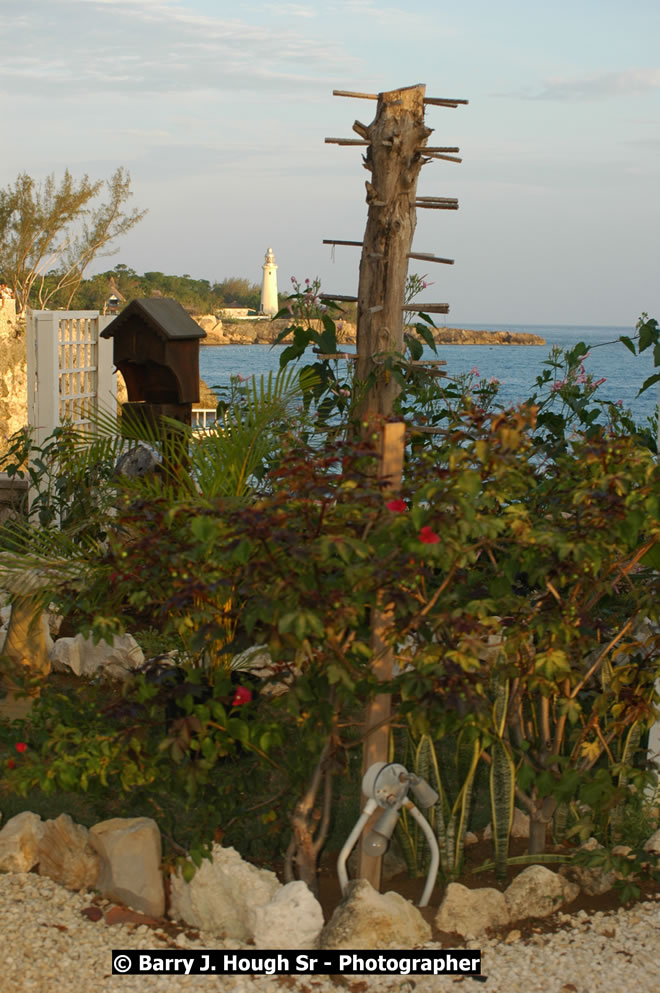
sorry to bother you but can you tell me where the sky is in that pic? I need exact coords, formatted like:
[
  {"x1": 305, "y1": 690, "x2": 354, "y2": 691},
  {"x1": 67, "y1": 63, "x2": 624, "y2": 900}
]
[{"x1": 2, "y1": 0, "x2": 660, "y2": 326}]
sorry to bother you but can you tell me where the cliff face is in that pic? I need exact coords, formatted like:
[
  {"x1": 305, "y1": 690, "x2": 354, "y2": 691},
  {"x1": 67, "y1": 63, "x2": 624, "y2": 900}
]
[
  {"x1": 195, "y1": 316, "x2": 357, "y2": 347},
  {"x1": 0, "y1": 299, "x2": 27, "y2": 456},
  {"x1": 195, "y1": 315, "x2": 545, "y2": 348},
  {"x1": 433, "y1": 328, "x2": 545, "y2": 345}
]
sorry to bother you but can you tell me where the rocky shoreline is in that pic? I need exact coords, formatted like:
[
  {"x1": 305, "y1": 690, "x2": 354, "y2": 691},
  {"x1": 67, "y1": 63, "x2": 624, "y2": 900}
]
[{"x1": 194, "y1": 317, "x2": 545, "y2": 348}]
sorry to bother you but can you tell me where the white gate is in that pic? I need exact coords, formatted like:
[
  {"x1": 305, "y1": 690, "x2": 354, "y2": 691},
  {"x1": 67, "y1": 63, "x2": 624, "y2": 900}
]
[{"x1": 26, "y1": 310, "x2": 116, "y2": 446}]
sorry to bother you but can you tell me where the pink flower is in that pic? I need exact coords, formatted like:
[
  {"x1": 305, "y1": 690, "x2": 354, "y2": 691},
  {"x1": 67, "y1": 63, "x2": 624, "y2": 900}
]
[
  {"x1": 231, "y1": 686, "x2": 253, "y2": 707},
  {"x1": 551, "y1": 380, "x2": 566, "y2": 393},
  {"x1": 614, "y1": 399, "x2": 623, "y2": 407},
  {"x1": 470, "y1": 367, "x2": 480, "y2": 377},
  {"x1": 290, "y1": 276, "x2": 296, "y2": 283},
  {"x1": 386, "y1": 498, "x2": 407, "y2": 513},
  {"x1": 419, "y1": 526, "x2": 440, "y2": 544},
  {"x1": 593, "y1": 377, "x2": 606, "y2": 387},
  {"x1": 15, "y1": 742, "x2": 27, "y2": 753},
  {"x1": 305, "y1": 278, "x2": 310, "y2": 285}
]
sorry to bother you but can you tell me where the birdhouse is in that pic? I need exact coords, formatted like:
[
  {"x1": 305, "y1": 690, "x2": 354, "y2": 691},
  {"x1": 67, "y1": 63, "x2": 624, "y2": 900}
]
[{"x1": 101, "y1": 298, "x2": 206, "y2": 428}]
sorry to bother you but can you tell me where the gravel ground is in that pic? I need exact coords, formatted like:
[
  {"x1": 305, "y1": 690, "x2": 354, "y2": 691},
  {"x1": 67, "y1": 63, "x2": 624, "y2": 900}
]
[{"x1": 1, "y1": 873, "x2": 660, "y2": 993}]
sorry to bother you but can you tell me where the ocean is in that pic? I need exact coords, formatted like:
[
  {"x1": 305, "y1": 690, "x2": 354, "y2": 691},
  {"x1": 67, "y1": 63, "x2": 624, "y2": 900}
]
[{"x1": 198, "y1": 324, "x2": 659, "y2": 430}]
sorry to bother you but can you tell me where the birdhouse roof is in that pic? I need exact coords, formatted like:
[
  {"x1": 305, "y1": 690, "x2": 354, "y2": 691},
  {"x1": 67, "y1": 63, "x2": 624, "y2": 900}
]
[{"x1": 100, "y1": 297, "x2": 206, "y2": 341}]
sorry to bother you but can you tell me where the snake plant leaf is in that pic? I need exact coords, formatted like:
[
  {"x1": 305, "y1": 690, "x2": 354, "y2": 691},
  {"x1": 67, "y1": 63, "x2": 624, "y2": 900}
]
[
  {"x1": 490, "y1": 735, "x2": 515, "y2": 883},
  {"x1": 611, "y1": 720, "x2": 643, "y2": 843},
  {"x1": 450, "y1": 731, "x2": 481, "y2": 877},
  {"x1": 470, "y1": 851, "x2": 573, "y2": 875}
]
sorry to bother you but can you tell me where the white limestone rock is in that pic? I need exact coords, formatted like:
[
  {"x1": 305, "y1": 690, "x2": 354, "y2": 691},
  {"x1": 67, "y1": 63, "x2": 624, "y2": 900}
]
[
  {"x1": 559, "y1": 838, "x2": 615, "y2": 895},
  {"x1": 434, "y1": 883, "x2": 510, "y2": 938},
  {"x1": 251, "y1": 880, "x2": 324, "y2": 949},
  {"x1": 483, "y1": 808, "x2": 530, "y2": 840},
  {"x1": 320, "y1": 879, "x2": 431, "y2": 950},
  {"x1": 51, "y1": 632, "x2": 144, "y2": 680},
  {"x1": 89, "y1": 816, "x2": 164, "y2": 918},
  {"x1": 45, "y1": 609, "x2": 63, "y2": 638},
  {"x1": 504, "y1": 866, "x2": 579, "y2": 921},
  {"x1": 643, "y1": 829, "x2": 660, "y2": 854},
  {"x1": 115, "y1": 445, "x2": 161, "y2": 479},
  {"x1": 38, "y1": 814, "x2": 100, "y2": 891},
  {"x1": 169, "y1": 844, "x2": 280, "y2": 940},
  {"x1": 0, "y1": 811, "x2": 44, "y2": 872}
]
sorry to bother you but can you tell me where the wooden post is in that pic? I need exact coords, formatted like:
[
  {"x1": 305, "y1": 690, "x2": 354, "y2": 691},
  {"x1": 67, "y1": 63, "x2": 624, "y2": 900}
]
[
  {"x1": 27, "y1": 310, "x2": 60, "y2": 450},
  {"x1": 357, "y1": 420, "x2": 405, "y2": 889},
  {"x1": 330, "y1": 81, "x2": 464, "y2": 889},
  {"x1": 353, "y1": 84, "x2": 431, "y2": 426},
  {"x1": 350, "y1": 84, "x2": 428, "y2": 889}
]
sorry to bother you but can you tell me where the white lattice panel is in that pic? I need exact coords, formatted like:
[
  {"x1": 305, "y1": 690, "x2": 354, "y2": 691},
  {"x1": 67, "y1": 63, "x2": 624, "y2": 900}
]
[{"x1": 26, "y1": 310, "x2": 115, "y2": 446}]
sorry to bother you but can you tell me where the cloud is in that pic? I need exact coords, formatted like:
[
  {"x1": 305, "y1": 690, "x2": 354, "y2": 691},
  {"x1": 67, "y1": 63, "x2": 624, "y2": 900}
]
[
  {"x1": 331, "y1": 0, "x2": 445, "y2": 30},
  {"x1": 263, "y1": 3, "x2": 317, "y2": 17},
  {"x1": 507, "y1": 68, "x2": 660, "y2": 102},
  {"x1": 1, "y1": 0, "x2": 358, "y2": 98}
]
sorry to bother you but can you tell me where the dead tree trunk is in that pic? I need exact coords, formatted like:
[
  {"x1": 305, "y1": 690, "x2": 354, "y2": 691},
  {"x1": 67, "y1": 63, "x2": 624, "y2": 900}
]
[
  {"x1": 2, "y1": 594, "x2": 50, "y2": 693},
  {"x1": 325, "y1": 82, "x2": 465, "y2": 892},
  {"x1": 353, "y1": 84, "x2": 431, "y2": 425}
]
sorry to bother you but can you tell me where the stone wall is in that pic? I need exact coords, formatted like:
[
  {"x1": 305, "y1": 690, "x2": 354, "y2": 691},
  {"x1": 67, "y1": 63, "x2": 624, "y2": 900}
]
[
  {"x1": 0, "y1": 295, "x2": 18, "y2": 338},
  {"x1": 0, "y1": 474, "x2": 28, "y2": 525},
  {"x1": 0, "y1": 335, "x2": 27, "y2": 457}
]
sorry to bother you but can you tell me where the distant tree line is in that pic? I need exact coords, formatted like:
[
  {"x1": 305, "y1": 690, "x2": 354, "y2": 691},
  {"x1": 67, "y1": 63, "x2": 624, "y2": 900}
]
[{"x1": 58, "y1": 266, "x2": 264, "y2": 315}]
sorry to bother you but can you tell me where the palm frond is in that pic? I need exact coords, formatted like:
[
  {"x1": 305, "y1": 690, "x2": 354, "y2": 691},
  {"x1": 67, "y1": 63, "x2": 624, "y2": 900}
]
[{"x1": 189, "y1": 366, "x2": 318, "y2": 499}]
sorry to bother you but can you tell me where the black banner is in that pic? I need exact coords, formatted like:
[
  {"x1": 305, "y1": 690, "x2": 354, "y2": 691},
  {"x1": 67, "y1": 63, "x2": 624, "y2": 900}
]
[{"x1": 111, "y1": 949, "x2": 482, "y2": 977}]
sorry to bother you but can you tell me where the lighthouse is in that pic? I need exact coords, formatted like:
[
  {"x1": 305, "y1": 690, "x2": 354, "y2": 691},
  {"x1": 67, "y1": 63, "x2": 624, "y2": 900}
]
[{"x1": 260, "y1": 247, "x2": 279, "y2": 317}]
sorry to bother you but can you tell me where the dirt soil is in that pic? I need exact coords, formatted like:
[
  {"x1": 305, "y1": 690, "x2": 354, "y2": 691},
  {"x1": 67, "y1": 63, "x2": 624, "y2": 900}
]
[{"x1": 311, "y1": 838, "x2": 660, "y2": 943}]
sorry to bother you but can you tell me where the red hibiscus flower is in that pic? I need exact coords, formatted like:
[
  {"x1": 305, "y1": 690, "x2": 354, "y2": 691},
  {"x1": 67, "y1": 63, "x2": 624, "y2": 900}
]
[
  {"x1": 231, "y1": 686, "x2": 253, "y2": 707},
  {"x1": 7, "y1": 759, "x2": 15, "y2": 770},
  {"x1": 15, "y1": 742, "x2": 27, "y2": 753},
  {"x1": 386, "y1": 499, "x2": 407, "y2": 513},
  {"x1": 419, "y1": 526, "x2": 440, "y2": 545}
]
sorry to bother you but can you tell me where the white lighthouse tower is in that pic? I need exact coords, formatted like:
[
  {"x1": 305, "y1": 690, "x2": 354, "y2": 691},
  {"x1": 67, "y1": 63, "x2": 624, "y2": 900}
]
[{"x1": 260, "y1": 247, "x2": 279, "y2": 317}]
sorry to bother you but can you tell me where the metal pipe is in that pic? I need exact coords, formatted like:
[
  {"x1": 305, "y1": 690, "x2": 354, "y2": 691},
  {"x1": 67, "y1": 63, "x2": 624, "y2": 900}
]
[
  {"x1": 337, "y1": 798, "x2": 378, "y2": 896},
  {"x1": 407, "y1": 802, "x2": 440, "y2": 908}
]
